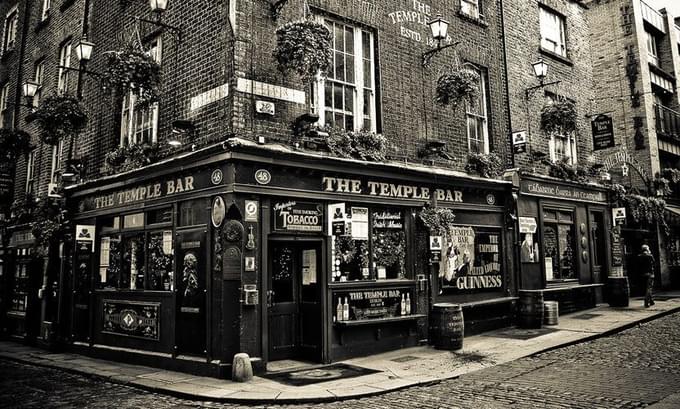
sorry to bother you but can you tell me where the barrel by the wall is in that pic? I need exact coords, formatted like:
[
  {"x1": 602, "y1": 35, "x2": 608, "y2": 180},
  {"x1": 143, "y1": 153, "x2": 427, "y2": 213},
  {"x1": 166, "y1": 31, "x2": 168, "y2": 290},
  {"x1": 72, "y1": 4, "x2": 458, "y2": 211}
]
[
  {"x1": 543, "y1": 301, "x2": 559, "y2": 326},
  {"x1": 518, "y1": 290, "x2": 544, "y2": 329},
  {"x1": 607, "y1": 276, "x2": 630, "y2": 307},
  {"x1": 430, "y1": 303, "x2": 464, "y2": 350}
]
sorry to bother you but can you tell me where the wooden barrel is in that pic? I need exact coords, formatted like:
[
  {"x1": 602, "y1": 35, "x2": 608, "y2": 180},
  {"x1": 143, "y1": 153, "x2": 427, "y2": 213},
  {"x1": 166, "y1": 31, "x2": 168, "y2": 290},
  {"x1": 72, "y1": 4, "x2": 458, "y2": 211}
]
[
  {"x1": 607, "y1": 276, "x2": 630, "y2": 307},
  {"x1": 518, "y1": 290, "x2": 544, "y2": 329},
  {"x1": 430, "y1": 303, "x2": 464, "y2": 350},
  {"x1": 543, "y1": 301, "x2": 559, "y2": 326}
]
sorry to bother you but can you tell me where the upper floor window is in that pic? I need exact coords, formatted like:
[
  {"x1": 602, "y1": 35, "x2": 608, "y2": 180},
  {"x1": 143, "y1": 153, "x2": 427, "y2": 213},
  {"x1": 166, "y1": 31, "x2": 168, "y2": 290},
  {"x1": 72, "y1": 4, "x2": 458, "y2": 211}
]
[
  {"x1": 120, "y1": 37, "x2": 162, "y2": 146},
  {"x1": 41, "y1": 0, "x2": 50, "y2": 21},
  {"x1": 50, "y1": 139, "x2": 63, "y2": 183},
  {"x1": 33, "y1": 60, "x2": 45, "y2": 107},
  {"x1": 539, "y1": 7, "x2": 566, "y2": 57},
  {"x1": 465, "y1": 65, "x2": 489, "y2": 154},
  {"x1": 545, "y1": 94, "x2": 577, "y2": 165},
  {"x1": 2, "y1": 6, "x2": 18, "y2": 54},
  {"x1": 0, "y1": 83, "x2": 10, "y2": 129},
  {"x1": 26, "y1": 149, "x2": 36, "y2": 194},
  {"x1": 646, "y1": 30, "x2": 658, "y2": 66},
  {"x1": 57, "y1": 40, "x2": 72, "y2": 95},
  {"x1": 461, "y1": 0, "x2": 482, "y2": 19},
  {"x1": 315, "y1": 19, "x2": 377, "y2": 132}
]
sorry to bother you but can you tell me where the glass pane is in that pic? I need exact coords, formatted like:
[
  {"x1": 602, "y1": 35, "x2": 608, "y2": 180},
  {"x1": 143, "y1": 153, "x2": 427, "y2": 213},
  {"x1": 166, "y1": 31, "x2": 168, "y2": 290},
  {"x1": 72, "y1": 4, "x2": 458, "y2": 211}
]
[
  {"x1": 344, "y1": 86, "x2": 353, "y2": 113},
  {"x1": 344, "y1": 115, "x2": 354, "y2": 130},
  {"x1": 362, "y1": 31, "x2": 370, "y2": 59},
  {"x1": 106, "y1": 236, "x2": 122, "y2": 288},
  {"x1": 121, "y1": 233, "x2": 145, "y2": 289},
  {"x1": 372, "y1": 210, "x2": 406, "y2": 279},
  {"x1": 346, "y1": 55, "x2": 354, "y2": 83},
  {"x1": 179, "y1": 199, "x2": 206, "y2": 226},
  {"x1": 325, "y1": 109, "x2": 335, "y2": 126},
  {"x1": 334, "y1": 24, "x2": 343, "y2": 52},
  {"x1": 334, "y1": 236, "x2": 370, "y2": 281},
  {"x1": 334, "y1": 83, "x2": 343, "y2": 110},
  {"x1": 148, "y1": 207, "x2": 173, "y2": 225},
  {"x1": 335, "y1": 51, "x2": 344, "y2": 81},
  {"x1": 363, "y1": 60, "x2": 371, "y2": 88},
  {"x1": 543, "y1": 225, "x2": 558, "y2": 281},
  {"x1": 272, "y1": 246, "x2": 294, "y2": 302},
  {"x1": 123, "y1": 213, "x2": 144, "y2": 229},
  {"x1": 558, "y1": 211, "x2": 573, "y2": 223},
  {"x1": 544, "y1": 210, "x2": 558, "y2": 221},
  {"x1": 148, "y1": 231, "x2": 174, "y2": 291},
  {"x1": 325, "y1": 81, "x2": 332, "y2": 107},
  {"x1": 345, "y1": 27, "x2": 354, "y2": 55},
  {"x1": 335, "y1": 113, "x2": 344, "y2": 128},
  {"x1": 558, "y1": 224, "x2": 575, "y2": 279}
]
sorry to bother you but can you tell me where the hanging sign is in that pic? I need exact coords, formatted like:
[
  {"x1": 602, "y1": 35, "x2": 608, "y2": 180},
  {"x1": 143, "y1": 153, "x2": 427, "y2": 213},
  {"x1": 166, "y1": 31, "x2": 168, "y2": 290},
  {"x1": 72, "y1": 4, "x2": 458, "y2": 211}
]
[
  {"x1": 274, "y1": 201, "x2": 323, "y2": 232},
  {"x1": 512, "y1": 131, "x2": 527, "y2": 154},
  {"x1": 76, "y1": 225, "x2": 96, "y2": 253},
  {"x1": 518, "y1": 217, "x2": 537, "y2": 234},
  {"x1": 612, "y1": 207, "x2": 626, "y2": 226},
  {"x1": 592, "y1": 114, "x2": 615, "y2": 151}
]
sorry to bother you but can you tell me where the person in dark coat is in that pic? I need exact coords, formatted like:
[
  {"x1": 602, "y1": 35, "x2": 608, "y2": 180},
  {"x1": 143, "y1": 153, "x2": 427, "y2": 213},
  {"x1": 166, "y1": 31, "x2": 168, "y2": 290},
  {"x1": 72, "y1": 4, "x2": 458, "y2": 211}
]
[{"x1": 639, "y1": 244, "x2": 655, "y2": 308}]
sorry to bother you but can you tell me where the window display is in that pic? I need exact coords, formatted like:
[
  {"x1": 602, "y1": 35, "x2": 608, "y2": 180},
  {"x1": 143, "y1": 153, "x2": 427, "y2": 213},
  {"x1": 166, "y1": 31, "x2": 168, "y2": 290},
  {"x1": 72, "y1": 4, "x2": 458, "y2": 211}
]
[{"x1": 543, "y1": 209, "x2": 576, "y2": 281}]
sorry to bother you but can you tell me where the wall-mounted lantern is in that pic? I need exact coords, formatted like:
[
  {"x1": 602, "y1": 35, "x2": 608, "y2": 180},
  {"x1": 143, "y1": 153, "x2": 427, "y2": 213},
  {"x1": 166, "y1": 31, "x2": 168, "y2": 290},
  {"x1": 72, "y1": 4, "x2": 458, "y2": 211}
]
[{"x1": 422, "y1": 15, "x2": 459, "y2": 67}]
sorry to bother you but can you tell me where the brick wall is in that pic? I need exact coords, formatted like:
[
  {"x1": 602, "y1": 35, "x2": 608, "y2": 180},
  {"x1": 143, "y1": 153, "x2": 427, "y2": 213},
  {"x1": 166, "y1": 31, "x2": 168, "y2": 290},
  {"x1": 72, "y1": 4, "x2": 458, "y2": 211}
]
[{"x1": 505, "y1": 0, "x2": 595, "y2": 173}]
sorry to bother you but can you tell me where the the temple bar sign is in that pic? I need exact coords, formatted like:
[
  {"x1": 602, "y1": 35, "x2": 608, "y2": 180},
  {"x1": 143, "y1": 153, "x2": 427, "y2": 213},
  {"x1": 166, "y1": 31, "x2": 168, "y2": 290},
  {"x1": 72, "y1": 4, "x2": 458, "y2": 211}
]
[
  {"x1": 322, "y1": 177, "x2": 463, "y2": 202},
  {"x1": 592, "y1": 114, "x2": 615, "y2": 151}
]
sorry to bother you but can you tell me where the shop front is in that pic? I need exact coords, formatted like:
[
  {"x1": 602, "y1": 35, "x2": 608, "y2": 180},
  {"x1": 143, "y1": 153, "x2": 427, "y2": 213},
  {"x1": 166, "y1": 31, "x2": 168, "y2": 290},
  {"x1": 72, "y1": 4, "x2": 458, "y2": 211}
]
[
  {"x1": 3, "y1": 228, "x2": 40, "y2": 339},
  {"x1": 516, "y1": 174, "x2": 611, "y2": 313}
]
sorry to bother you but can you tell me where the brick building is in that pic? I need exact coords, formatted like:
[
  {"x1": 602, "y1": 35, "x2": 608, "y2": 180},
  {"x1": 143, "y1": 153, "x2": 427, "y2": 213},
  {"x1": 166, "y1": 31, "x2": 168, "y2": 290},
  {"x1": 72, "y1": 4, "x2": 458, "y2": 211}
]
[
  {"x1": 587, "y1": 0, "x2": 680, "y2": 294},
  {"x1": 503, "y1": 0, "x2": 614, "y2": 312},
  {"x1": 1, "y1": 0, "x2": 518, "y2": 376}
]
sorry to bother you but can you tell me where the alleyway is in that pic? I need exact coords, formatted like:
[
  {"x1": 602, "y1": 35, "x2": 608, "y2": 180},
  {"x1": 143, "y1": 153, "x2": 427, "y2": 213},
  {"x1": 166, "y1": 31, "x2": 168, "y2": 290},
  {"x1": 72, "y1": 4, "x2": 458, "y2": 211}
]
[{"x1": 3, "y1": 311, "x2": 680, "y2": 409}]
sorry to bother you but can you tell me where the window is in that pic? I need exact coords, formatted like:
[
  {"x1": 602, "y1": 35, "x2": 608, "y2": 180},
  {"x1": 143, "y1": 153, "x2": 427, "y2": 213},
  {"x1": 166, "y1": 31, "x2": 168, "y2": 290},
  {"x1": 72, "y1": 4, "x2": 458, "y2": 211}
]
[
  {"x1": 315, "y1": 19, "x2": 377, "y2": 132},
  {"x1": 0, "y1": 83, "x2": 9, "y2": 129},
  {"x1": 25, "y1": 149, "x2": 36, "y2": 194},
  {"x1": 542, "y1": 209, "x2": 576, "y2": 281},
  {"x1": 98, "y1": 209, "x2": 174, "y2": 291},
  {"x1": 120, "y1": 37, "x2": 162, "y2": 146},
  {"x1": 57, "y1": 40, "x2": 72, "y2": 95},
  {"x1": 461, "y1": 0, "x2": 482, "y2": 19},
  {"x1": 33, "y1": 60, "x2": 44, "y2": 107},
  {"x1": 2, "y1": 6, "x2": 18, "y2": 54},
  {"x1": 646, "y1": 30, "x2": 658, "y2": 66},
  {"x1": 545, "y1": 95, "x2": 577, "y2": 164},
  {"x1": 50, "y1": 139, "x2": 64, "y2": 183},
  {"x1": 465, "y1": 65, "x2": 488, "y2": 154},
  {"x1": 539, "y1": 7, "x2": 566, "y2": 57},
  {"x1": 41, "y1": 0, "x2": 50, "y2": 21}
]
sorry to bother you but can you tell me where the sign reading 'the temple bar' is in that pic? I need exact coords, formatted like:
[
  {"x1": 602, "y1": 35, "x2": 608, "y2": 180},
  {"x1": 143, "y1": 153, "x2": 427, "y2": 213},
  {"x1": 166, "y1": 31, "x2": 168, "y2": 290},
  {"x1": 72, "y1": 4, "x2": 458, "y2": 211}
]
[{"x1": 273, "y1": 201, "x2": 324, "y2": 233}]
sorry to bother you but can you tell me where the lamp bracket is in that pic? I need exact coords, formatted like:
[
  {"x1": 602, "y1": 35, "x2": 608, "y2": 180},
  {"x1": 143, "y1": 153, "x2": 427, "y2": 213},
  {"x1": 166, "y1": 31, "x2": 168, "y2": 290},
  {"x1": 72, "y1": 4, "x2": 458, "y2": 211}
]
[
  {"x1": 422, "y1": 41, "x2": 460, "y2": 68},
  {"x1": 132, "y1": 15, "x2": 183, "y2": 43},
  {"x1": 524, "y1": 80, "x2": 561, "y2": 99}
]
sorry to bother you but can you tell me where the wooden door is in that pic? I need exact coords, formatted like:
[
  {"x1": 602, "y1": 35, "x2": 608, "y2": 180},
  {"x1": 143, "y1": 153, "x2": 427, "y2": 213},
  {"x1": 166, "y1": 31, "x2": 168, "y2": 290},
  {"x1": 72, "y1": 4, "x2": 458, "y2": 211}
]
[
  {"x1": 176, "y1": 229, "x2": 207, "y2": 356},
  {"x1": 268, "y1": 243, "x2": 298, "y2": 360},
  {"x1": 298, "y1": 246, "x2": 321, "y2": 361}
]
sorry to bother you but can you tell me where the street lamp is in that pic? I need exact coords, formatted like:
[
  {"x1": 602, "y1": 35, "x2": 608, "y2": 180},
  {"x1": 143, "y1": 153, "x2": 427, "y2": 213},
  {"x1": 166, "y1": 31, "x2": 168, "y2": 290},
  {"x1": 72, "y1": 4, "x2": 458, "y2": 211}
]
[
  {"x1": 422, "y1": 14, "x2": 459, "y2": 67},
  {"x1": 75, "y1": 35, "x2": 95, "y2": 62},
  {"x1": 22, "y1": 80, "x2": 39, "y2": 102},
  {"x1": 149, "y1": 0, "x2": 169, "y2": 13},
  {"x1": 531, "y1": 59, "x2": 549, "y2": 84}
]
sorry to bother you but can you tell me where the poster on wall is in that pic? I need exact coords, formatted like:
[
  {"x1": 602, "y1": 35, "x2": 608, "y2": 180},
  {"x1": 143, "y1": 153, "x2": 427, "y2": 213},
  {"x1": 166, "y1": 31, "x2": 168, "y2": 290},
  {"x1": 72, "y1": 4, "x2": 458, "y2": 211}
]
[
  {"x1": 351, "y1": 207, "x2": 369, "y2": 240},
  {"x1": 440, "y1": 227, "x2": 503, "y2": 293}
]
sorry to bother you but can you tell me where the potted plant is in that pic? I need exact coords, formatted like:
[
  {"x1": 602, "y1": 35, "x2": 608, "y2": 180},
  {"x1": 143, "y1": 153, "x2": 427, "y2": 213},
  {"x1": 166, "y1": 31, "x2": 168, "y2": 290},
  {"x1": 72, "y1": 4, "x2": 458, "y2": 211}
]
[
  {"x1": 0, "y1": 128, "x2": 32, "y2": 161},
  {"x1": 100, "y1": 47, "x2": 162, "y2": 108},
  {"x1": 465, "y1": 152, "x2": 504, "y2": 178},
  {"x1": 28, "y1": 94, "x2": 88, "y2": 146},
  {"x1": 540, "y1": 99, "x2": 577, "y2": 135},
  {"x1": 351, "y1": 129, "x2": 389, "y2": 161},
  {"x1": 103, "y1": 142, "x2": 160, "y2": 175},
  {"x1": 273, "y1": 20, "x2": 333, "y2": 82},
  {"x1": 435, "y1": 69, "x2": 480, "y2": 108}
]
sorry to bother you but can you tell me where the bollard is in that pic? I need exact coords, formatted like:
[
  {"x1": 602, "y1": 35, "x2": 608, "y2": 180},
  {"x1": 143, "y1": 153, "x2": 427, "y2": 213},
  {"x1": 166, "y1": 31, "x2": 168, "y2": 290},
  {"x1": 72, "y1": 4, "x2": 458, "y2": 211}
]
[{"x1": 232, "y1": 352, "x2": 253, "y2": 382}]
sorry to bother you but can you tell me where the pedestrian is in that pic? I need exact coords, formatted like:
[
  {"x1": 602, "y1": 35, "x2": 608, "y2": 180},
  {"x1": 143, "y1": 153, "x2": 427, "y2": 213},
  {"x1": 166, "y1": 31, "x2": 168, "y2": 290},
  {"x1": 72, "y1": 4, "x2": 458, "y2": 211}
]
[{"x1": 639, "y1": 244, "x2": 655, "y2": 308}]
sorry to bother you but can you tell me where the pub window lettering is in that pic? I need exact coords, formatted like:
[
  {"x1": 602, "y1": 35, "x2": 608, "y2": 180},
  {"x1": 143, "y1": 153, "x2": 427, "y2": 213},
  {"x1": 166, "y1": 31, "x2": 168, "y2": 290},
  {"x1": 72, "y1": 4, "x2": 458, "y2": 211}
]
[
  {"x1": 2, "y1": 6, "x2": 18, "y2": 54},
  {"x1": 313, "y1": 18, "x2": 378, "y2": 133}
]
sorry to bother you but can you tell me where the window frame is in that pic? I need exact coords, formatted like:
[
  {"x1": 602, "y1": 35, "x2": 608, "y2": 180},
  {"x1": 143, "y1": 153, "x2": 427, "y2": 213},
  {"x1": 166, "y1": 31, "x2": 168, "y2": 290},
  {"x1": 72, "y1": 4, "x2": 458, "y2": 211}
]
[
  {"x1": 461, "y1": 0, "x2": 483, "y2": 19},
  {"x1": 50, "y1": 138, "x2": 64, "y2": 183},
  {"x1": 464, "y1": 64, "x2": 489, "y2": 154},
  {"x1": 539, "y1": 6, "x2": 567, "y2": 57},
  {"x1": 25, "y1": 149, "x2": 36, "y2": 194},
  {"x1": 314, "y1": 17, "x2": 378, "y2": 133},
  {"x1": 646, "y1": 30, "x2": 659, "y2": 66},
  {"x1": 0, "y1": 82, "x2": 9, "y2": 129},
  {"x1": 57, "y1": 39, "x2": 72, "y2": 95},
  {"x1": 41, "y1": 0, "x2": 50, "y2": 21},
  {"x1": 2, "y1": 5, "x2": 18, "y2": 54},
  {"x1": 33, "y1": 60, "x2": 45, "y2": 107},
  {"x1": 541, "y1": 207, "x2": 578, "y2": 282}
]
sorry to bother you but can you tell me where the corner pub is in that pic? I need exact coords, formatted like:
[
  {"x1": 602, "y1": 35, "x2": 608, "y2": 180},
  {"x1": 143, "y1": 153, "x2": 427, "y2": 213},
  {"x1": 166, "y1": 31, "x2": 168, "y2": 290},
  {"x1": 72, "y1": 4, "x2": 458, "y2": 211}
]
[{"x1": 54, "y1": 139, "x2": 517, "y2": 376}]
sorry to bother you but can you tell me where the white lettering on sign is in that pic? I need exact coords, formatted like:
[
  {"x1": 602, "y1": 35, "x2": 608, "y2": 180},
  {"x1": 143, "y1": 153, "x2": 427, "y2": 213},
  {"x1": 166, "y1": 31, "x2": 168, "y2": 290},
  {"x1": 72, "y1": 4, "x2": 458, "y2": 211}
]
[
  {"x1": 236, "y1": 78, "x2": 305, "y2": 104},
  {"x1": 189, "y1": 84, "x2": 229, "y2": 111}
]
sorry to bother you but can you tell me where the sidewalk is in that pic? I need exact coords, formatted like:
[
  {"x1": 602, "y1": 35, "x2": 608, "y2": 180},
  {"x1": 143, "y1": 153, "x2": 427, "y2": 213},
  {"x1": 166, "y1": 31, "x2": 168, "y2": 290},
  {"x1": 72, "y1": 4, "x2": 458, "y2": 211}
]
[{"x1": 2, "y1": 293, "x2": 680, "y2": 404}]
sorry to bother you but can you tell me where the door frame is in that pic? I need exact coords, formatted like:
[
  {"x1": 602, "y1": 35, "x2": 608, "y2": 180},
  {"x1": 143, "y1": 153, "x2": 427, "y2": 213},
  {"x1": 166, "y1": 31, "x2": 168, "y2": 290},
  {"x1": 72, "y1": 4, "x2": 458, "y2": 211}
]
[{"x1": 264, "y1": 235, "x2": 327, "y2": 364}]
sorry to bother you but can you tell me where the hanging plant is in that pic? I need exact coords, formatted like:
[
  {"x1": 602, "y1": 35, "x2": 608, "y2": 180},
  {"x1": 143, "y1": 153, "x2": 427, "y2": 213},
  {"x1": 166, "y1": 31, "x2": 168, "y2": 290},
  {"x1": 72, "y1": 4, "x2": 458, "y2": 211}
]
[
  {"x1": 28, "y1": 95, "x2": 88, "y2": 145},
  {"x1": 465, "y1": 152, "x2": 504, "y2": 178},
  {"x1": 546, "y1": 157, "x2": 590, "y2": 183},
  {"x1": 653, "y1": 175, "x2": 672, "y2": 197},
  {"x1": 100, "y1": 48, "x2": 162, "y2": 108},
  {"x1": 540, "y1": 99, "x2": 577, "y2": 135},
  {"x1": 610, "y1": 183, "x2": 627, "y2": 203},
  {"x1": 0, "y1": 128, "x2": 32, "y2": 161},
  {"x1": 660, "y1": 168, "x2": 680, "y2": 184},
  {"x1": 102, "y1": 142, "x2": 160, "y2": 175},
  {"x1": 435, "y1": 69, "x2": 480, "y2": 108},
  {"x1": 30, "y1": 196, "x2": 69, "y2": 256},
  {"x1": 273, "y1": 20, "x2": 333, "y2": 82},
  {"x1": 620, "y1": 194, "x2": 669, "y2": 235},
  {"x1": 419, "y1": 205, "x2": 457, "y2": 237},
  {"x1": 318, "y1": 126, "x2": 389, "y2": 162}
]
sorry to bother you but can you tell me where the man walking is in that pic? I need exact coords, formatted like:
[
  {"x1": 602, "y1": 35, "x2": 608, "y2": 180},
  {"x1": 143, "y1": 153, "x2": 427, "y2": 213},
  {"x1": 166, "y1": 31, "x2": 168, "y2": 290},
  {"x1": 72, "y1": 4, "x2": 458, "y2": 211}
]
[{"x1": 639, "y1": 244, "x2": 655, "y2": 308}]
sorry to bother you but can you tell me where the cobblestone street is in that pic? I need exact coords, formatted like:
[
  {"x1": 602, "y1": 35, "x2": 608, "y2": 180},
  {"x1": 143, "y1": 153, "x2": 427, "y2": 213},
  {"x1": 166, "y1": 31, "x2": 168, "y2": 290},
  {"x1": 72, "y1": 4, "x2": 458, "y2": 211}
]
[{"x1": 3, "y1": 311, "x2": 680, "y2": 409}]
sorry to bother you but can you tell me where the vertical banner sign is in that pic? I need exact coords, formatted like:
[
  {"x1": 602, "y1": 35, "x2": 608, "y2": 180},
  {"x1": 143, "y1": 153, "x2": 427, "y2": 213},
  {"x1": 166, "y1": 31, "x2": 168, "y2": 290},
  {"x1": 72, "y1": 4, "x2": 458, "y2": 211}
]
[
  {"x1": 512, "y1": 131, "x2": 527, "y2": 154},
  {"x1": 592, "y1": 114, "x2": 615, "y2": 151}
]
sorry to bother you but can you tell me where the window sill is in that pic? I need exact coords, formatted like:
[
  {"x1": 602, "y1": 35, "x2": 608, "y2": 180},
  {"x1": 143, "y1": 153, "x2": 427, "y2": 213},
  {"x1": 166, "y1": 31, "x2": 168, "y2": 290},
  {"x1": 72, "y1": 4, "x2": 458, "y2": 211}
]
[
  {"x1": 60, "y1": 0, "x2": 76, "y2": 13},
  {"x1": 457, "y1": 10, "x2": 488, "y2": 28},
  {"x1": 539, "y1": 47, "x2": 573, "y2": 67},
  {"x1": 35, "y1": 16, "x2": 51, "y2": 32}
]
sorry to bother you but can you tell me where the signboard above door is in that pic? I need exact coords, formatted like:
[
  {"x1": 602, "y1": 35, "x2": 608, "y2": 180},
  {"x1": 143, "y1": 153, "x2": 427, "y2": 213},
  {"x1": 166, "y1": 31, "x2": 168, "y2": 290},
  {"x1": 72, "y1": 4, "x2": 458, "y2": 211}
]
[{"x1": 273, "y1": 201, "x2": 324, "y2": 233}]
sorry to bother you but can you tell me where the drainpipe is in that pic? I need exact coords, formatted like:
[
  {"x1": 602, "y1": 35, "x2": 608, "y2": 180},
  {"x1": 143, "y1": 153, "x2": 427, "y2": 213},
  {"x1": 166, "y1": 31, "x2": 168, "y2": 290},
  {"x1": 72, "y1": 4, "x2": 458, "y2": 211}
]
[{"x1": 499, "y1": 0, "x2": 514, "y2": 168}]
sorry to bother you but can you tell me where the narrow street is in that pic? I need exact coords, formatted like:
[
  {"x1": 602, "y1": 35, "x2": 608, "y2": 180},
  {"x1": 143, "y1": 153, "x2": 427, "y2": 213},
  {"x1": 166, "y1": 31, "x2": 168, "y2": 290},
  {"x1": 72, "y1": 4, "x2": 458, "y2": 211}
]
[{"x1": 3, "y1": 311, "x2": 680, "y2": 409}]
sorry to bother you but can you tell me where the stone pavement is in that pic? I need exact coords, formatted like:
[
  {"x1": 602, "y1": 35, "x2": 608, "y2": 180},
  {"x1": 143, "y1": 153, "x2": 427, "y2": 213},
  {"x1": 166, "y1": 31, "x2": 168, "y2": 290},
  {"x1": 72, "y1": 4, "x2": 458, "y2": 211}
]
[{"x1": 2, "y1": 294, "x2": 680, "y2": 405}]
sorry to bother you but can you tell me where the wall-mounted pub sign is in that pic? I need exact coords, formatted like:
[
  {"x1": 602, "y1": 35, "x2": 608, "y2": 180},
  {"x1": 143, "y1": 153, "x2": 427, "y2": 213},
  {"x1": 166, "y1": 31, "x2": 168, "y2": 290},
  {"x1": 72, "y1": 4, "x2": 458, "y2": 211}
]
[
  {"x1": 273, "y1": 201, "x2": 323, "y2": 233},
  {"x1": 592, "y1": 114, "x2": 615, "y2": 151}
]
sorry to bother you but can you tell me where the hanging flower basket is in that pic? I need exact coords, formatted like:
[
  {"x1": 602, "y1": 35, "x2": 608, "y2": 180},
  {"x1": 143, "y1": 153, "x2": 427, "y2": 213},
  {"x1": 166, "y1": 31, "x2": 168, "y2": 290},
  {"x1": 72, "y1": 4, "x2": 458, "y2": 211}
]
[
  {"x1": 274, "y1": 20, "x2": 333, "y2": 82},
  {"x1": 546, "y1": 157, "x2": 589, "y2": 183},
  {"x1": 0, "y1": 128, "x2": 32, "y2": 161},
  {"x1": 100, "y1": 48, "x2": 162, "y2": 108},
  {"x1": 465, "y1": 152, "x2": 504, "y2": 178},
  {"x1": 435, "y1": 69, "x2": 480, "y2": 108},
  {"x1": 319, "y1": 126, "x2": 389, "y2": 162},
  {"x1": 30, "y1": 196, "x2": 69, "y2": 256},
  {"x1": 28, "y1": 95, "x2": 88, "y2": 145},
  {"x1": 103, "y1": 142, "x2": 160, "y2": 175},
  {"x1": 540, "y1": 99, "x2": 577, "y2": 135},
  {"x1": 419, "y1": 205, "x2": 457, "y2": 237}
]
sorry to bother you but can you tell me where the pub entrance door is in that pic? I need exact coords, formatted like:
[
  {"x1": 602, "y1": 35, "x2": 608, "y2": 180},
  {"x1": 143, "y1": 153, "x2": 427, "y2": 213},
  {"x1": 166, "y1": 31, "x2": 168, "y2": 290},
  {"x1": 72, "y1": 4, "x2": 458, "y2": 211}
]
[{"x1": 267, "y1": 240, "x2": 322, "y2": 362}]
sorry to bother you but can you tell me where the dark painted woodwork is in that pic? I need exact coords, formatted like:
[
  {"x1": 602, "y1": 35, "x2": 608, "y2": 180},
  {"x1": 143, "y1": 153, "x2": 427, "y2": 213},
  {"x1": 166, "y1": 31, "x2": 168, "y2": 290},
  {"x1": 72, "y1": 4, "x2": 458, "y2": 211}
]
[{"x1": 176, "y1": 228, "x2": 207, "y2": 356}]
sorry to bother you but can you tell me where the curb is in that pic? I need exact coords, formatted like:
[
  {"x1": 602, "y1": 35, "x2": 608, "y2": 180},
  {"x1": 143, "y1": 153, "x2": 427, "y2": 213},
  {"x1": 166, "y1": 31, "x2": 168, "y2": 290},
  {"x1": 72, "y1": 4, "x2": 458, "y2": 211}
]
[{"x1": 2, "y1": 304, "x2": 679, "y2": 405}]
